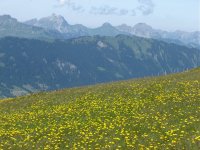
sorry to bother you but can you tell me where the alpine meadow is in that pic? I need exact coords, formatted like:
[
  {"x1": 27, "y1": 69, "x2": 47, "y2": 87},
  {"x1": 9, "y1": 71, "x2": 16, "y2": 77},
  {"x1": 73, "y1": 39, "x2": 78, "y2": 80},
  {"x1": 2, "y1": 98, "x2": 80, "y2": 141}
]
[
  {"x1": 0, "y1": 0, "x2": 200, "y2": 149},
  {"x1": 0, "y1": 68, "x2": 200, "y2": 149}
]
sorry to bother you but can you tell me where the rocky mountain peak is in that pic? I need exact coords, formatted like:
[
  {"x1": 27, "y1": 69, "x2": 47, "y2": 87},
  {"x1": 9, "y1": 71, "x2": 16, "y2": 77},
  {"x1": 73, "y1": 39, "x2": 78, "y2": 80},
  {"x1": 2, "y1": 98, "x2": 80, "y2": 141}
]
[
  {"x1": 48, "y1": 13, "x2": 68, "y2": 25},
  {"x1": 116, "y1": 24, "x2": 133, "y2": 32},
  {"x1": 102, "y1": 22, "x2": 113, "y2": 28},
  {"x1": 0, "y1": 14, "x2": 17, "y2": 23},
  {"x1": 133, "y1": 23, "x2": 153, "y2": 30}
]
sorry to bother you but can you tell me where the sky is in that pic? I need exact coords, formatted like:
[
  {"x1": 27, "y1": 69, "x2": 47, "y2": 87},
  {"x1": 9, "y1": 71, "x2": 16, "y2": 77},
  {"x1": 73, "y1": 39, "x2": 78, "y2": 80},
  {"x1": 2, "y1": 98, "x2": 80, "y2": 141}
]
[{"x1": 0, "y1": 0, "x2": 199, "y2": 32}]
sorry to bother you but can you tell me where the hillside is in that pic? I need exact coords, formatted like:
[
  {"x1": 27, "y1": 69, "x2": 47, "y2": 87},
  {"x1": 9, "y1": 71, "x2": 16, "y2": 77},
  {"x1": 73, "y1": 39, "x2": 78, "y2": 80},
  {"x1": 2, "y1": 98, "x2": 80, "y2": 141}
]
[
  {"x1": 0, "y1": 68, "x2": 200, "y2": 149},
  {"x1": 0, "y1": 35, "x2": 200, "y2": 98}
]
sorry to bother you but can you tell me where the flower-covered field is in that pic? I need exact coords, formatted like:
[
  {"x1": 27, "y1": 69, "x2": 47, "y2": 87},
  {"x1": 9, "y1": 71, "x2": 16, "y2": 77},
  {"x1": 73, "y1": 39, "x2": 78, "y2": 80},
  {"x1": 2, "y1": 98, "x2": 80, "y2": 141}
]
[{"x1": 0, "y1": 68, "x2": 200, "y2": 149}]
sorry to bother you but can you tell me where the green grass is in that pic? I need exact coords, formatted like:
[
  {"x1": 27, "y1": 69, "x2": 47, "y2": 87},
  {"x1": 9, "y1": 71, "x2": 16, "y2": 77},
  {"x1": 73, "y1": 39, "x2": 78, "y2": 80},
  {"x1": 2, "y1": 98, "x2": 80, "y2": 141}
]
[{"x1": 0, "y1": 68, "x2": 200, "y2": 149}]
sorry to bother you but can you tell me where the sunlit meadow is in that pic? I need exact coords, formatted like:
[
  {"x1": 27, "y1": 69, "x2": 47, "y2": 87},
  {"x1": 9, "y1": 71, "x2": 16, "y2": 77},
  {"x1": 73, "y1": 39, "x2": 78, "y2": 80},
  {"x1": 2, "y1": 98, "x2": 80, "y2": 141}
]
[{"x1": 0, "y1": 68, "x2": 200, "y2": 149}]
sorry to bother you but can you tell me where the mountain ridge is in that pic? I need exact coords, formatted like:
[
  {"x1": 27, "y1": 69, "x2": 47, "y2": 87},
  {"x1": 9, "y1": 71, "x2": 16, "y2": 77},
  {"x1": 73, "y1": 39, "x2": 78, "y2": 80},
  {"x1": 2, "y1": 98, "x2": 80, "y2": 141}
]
[
  {"x1": 25, "y1": 14, "x2": 200, "y2": 48},
  {"x1": 0, "y1": 35, "x2": 199, "y2": 98},
  {"x1": 0, "y1": 14, "x2": 65, "y2": 40},
  {"x1": 0, "y1": 14, "x2": 199, "y2": 48}
]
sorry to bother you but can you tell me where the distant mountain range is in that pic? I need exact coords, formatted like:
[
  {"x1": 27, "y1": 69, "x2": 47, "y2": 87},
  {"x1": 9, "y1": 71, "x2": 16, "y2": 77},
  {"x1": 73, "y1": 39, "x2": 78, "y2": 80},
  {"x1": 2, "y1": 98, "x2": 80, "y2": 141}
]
[
  {"x1": 0, "y1": 15, "x2": 64, "y2": 40},
  {"x1": 117, "y1": 23, "x2": 200, "y2": 49},
  {"x1": 0, "y1": 14, "x2": 200, "y2": 98},
  {"x1": 0, "y1": 14, "x2": 199, "y2": 49},
  {"x1": 0, "y1": 35, "x2": 199, "y2": 98}
]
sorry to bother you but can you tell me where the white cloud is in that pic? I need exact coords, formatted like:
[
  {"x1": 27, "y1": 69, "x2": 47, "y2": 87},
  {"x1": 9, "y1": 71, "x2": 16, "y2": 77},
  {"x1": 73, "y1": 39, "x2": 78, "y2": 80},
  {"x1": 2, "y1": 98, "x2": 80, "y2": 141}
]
[
  {"x1": 137, "y1": 0, "x2": 155, "y2": 15},
  {"x1": 90, "y1": 5, "x2": 118, "y2": 15},
  {"x1": 90, "y1": 6, "x2": 132, "y2": 16},
  {"x1": 56, "y1": 0, "x2": 84, "y2": 12},
  {"x1": 58, "y1": 0, "x2": 66, "y2": 6},
  {"x1": 56, "y1": 0, "x2": 155, "y2": 16},
  {"x1": 119, "y1": 9, "x2": 129, "y2": 16}
]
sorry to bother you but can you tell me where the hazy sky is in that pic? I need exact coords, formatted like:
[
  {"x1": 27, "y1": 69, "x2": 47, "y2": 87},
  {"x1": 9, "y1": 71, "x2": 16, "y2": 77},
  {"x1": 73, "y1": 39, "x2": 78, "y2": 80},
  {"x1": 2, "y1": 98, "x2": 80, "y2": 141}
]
[{"x1": 0, "y1": 0, "x2": 199, "y2": 31}]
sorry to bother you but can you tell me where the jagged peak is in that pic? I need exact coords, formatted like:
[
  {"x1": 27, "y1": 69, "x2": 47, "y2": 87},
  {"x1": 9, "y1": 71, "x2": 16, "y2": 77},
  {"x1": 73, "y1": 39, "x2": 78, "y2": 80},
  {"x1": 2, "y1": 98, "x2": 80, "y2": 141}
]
[
  {"x1": 133, "y1": 23, "x2": 153, "y2": 30},
  {"x1": 102, "y1": 22, "x2": 113, "y2": 27},
  {"x1": 117, "y1": 24, "x2": 132, "y2": 30},
  {"x1": 50, "y1": 13, "x2": 65, "y2": 20},
  {"x1": 0, "y1": 14, "x2": 12, "y2": 19},
  {"x1": 49, "y1": 13, "x2": 68, "y2": 24},
  {"x1": 38, "y1": 13, "x2": 69, "y2": 26},
  {"x1": 0, "y1": 14, "x2": 17, "y2": 22}
]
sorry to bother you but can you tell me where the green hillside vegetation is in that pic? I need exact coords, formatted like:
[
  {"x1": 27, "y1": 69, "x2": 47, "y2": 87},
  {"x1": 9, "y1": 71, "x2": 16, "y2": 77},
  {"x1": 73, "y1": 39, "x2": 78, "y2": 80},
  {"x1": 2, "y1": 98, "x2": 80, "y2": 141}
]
[
  {"x1": 0, "y1": 68, "x2": 200, "y2": 149},
  {"x1": 1, "y1": 36, "x2": 200, "y2": 98}
]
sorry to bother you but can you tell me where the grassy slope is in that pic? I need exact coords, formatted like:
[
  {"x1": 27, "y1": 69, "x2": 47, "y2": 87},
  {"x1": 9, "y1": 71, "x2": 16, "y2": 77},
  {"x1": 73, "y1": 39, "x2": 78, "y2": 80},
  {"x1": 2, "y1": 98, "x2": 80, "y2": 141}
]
[{"x1": 0, "y1": 68, "x2": 200, "y2": 149}]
